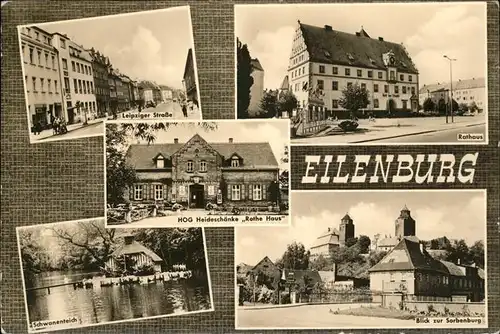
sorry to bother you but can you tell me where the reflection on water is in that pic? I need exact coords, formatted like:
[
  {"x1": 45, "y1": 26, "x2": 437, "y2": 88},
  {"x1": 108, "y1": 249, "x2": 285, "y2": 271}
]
[{"x1": 27, "y1": 270, "x2": 211, "y2": 327}]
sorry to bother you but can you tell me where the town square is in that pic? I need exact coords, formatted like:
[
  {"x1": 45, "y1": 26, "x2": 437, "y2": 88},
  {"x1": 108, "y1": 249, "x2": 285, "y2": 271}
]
[{"x1": 236, "y1": 3, "x2": 487, "y2": 144}]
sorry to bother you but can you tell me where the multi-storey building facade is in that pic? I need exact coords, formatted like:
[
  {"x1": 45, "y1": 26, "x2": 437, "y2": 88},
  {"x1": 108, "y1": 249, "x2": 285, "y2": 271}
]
[
  {"x1": 159, "y1": 85, "x2": 173, "y2": 102},
  {"x1": 118, "y1": 74, "x2": 132, "y2": 111},
  {"x1": 288, "y1": 22, "x2": 419, "y2": 135},
  {"x1": 20, "y1": 26, "x2": 65, "y2": 129},
  {"x1": 124, "y1": 134, "x2": 281, "y2": 210},
  {"x1": 183, "y1": 48, "x2": 198, "y2": 106},
  {"x1": 130, "y1": 81, "x2": 140, "y2": 108},
  {"x1": 419, "y1": 78, "x2": 486, "y2": 112},
  {"x1": 67, "y1": 41, "x2": 97, "y2": 121},
  {"x1": 88, "y1": 48, "x2": 110, "y2": 117},
  {"x1": 248, "y1": 58, "x2": 265, "y2": 117}
]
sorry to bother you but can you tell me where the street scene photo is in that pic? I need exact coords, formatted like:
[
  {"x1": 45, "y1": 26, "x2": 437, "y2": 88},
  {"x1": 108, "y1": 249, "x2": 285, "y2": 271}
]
[
  {"x1": 236, "y1": 190, "x2": 487, "y2": 329},
  {"x1": 17, "y1": 218, "x2": 213, "y2": 333},
  {"x1": 235, "y1": 3, "x2": 487, "y2": 144},
  {"x1": 19, "y1": 6, "x2": 201, "y2": 144},
  {"x1": 106, "y1": 120, "x2": 290, "y2": 227}
]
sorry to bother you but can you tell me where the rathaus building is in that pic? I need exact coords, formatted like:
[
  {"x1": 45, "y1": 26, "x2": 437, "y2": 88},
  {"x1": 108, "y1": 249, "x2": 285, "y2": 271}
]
[{"x1": 287, "y1": 21, "x2": 419, "y2": 135}]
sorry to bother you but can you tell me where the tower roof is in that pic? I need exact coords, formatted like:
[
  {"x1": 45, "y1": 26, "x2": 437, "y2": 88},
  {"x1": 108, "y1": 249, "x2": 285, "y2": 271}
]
[
  {"x1": 341, "y1": 213, "x2": 352, "y2": 221},
  {"x1": 402, "y1": 204, "x2": 409, "y2": 211}
]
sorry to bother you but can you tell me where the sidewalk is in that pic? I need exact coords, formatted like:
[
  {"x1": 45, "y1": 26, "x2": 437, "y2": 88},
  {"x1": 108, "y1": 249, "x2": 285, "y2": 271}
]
[
  {"x1": 293, "y1": 114, "x2": 486, "y2": 144},
  {"x1": 31, "y1": 117, "x2": 106, "y2": 141}
]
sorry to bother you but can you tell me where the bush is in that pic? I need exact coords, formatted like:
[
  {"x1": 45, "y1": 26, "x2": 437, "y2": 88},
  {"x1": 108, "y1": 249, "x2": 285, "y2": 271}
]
[
  {"x1": 427, "y1": 304, "x2": 435, "y2": 313},
  {"x1": 280, "y1": 292, "x2": 291, "y2": 305},
  {"x1": 338, "y1": 120, "x2": 359, "y2": 132}
]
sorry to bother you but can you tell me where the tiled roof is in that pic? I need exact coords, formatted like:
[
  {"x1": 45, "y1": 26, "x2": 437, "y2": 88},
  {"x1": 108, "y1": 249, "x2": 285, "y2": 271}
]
[
  {"x1": 251, "y1": 58, "x2": 264, "y2": 72},
  {"x1": 310, "y1": 228, "x2": 340, "y2": 249},
  {"x1": 111, "y1": 241, "x2": 163, "y2": 262},
  {"x1": 318, "y1": 270, "x2": 336, "y2": 282},
  {"x1": 369, "y1": 238, "x2": 448, "y2": 274},
  {"x1": 419, "y1": 78, "x2": 485, "y2": 94},
  {"x1": 440, "y1": 260, "x2": 466, "y2": 276},
  {"x1": 125, "y1": 136, "x2": 279, "y2": 170},
  {"x1": 299, "y1": 22, "x2": 418, "y2": 74},
  {"x1": 250, "y1": 256, "x2": 276, "y2": 272}
]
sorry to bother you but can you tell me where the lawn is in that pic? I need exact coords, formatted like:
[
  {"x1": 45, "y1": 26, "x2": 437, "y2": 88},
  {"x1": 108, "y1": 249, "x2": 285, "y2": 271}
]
[{"x1": 333, "y1": 305, "x2": 416, "y2": 320}]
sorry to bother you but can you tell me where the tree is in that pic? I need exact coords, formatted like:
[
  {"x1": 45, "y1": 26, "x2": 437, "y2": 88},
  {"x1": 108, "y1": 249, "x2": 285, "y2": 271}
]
[
  {"x1": 368, "y1": 250, "x2": 388, "y2": 266},
  {"x1": 345, "y1": 237, "x2": 358, "y2": 248},
  {"x1": 259, "y1": 90, "x2": 279, "y2": 118},
  {"x1": 278, "y1": 91, "x2": 298, "y2": 117},
  {"x1": 469, "y1": 101, "x2": 479, "y2": 113},
  {"x1": 469, "y1": 240, "x2": 484, "y2": 269},
  {"x1": 423, "y1": 98, "x2": 435, "y2": 112},
  {"x1": 458, "y1": 103, "x2": 469, "y2": 113},
  {"x1": 448, "y1": 99, "x2": 459, "y2": 113},
  {"x1": 338, "y1": 83, "x2": 370, "y2": 119},
  {"x1": 237, "y1": 38, "x2": 254, "y2": 119},
  {"x1": 437, "y1": 98, "x2": 447, "y2": 115},
  {"x1": 357, "y1": 235, "x2": 371, "y2": 254},
  {"x1": 297, "y1": 274, "x2": 315, "y2": 302},
  {"x1": 51, "y1": 220, "x2": 117, "y2": 270},
  {"x1": 106, "y1": 124, "x2": 138, "y2": 205},
  {"x1": 278, "y1": 242, "x2": 310, "y2": 270},
  {"x1": 309, "y1": 255, "x2": 333, "y2": 271},
  {"x1": 446, "y1": 239, "x2": 470, "y2": 264}
]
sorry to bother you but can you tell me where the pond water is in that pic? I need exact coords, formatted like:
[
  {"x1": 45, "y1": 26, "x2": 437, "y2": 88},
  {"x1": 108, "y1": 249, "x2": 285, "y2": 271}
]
[{"x1": 26, "y1": 270, "x2": 211, "y2": 328}]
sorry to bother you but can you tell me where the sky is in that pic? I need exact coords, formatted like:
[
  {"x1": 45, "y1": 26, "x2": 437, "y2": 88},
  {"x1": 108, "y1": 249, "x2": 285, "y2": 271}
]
[
  {"x1": 235, "y1": 2, "x2": 486, "y2": 90},
  {"x1": 125, "y1": 121, "x2": 289, "y2": 170},
  {"x1": 35, "y1": 6, "x2": 195, "y2": 89},
  {"x1": 235, "y1": 190, "x2": 486, "y2": 265}
]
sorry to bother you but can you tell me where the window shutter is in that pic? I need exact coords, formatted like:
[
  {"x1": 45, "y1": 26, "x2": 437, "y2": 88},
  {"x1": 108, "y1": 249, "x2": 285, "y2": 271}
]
[
  {"x1": 227, "y1": 184, "x2": 231, "y2": 200},
  {"x1": 241, "y1": 184, "x2": 246, "y2": 200},
  {"x1": 248, "y1": 184, "x2": 253, "y2": 201},
  {"x1": 149, "y1": 184, "x2": 154, "y2": 200},
  {"x1": 262, "y1": 184, "x2": 267, "y2": 200},
  {"x1": 163, "y1": 184, "x2": 167, "y2": 200},
  {"x1": 129, "y1": 185, "x2": 134, "y2": 200}
]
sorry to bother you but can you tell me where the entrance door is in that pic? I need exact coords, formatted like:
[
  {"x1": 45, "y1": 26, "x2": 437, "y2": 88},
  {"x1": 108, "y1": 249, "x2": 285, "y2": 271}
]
[{"x1": 189, "y1": 184, "x2": 204, "y2": 208}]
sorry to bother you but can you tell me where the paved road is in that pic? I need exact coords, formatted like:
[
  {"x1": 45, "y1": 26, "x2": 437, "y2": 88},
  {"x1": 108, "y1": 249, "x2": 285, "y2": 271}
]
[
  {"x1": 376, "y1": 124, "x2": 487, "y2": 143},
  {"x1": 237, "y1": 303, "x2": 415, "y2": 329},
  {"x1": 31, "y1": 121, "x2": 104, "y2": 142},
  {"x1": 291, "y1": 115, "x2": 486, "y2": 144}
]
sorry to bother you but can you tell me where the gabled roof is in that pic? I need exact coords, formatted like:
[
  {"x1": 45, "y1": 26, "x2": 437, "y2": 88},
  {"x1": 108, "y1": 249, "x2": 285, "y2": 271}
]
[
  {"x1": 251, "y1": 58, "x2": 264, "y2": 72},
  {"x1": 439, "y1": 260, "x2": 466, "y2": 276},
  {"x1": 250, "y1": 256, "x2": 276, "y2": 271},
  {"x1": 310, "y1": 228, "x2": 340, "y2": 249},
  {"x1": 299, "y1": 22, "x2": 418, "y2": 74},
  {"x1": 125, "y1": 135, "x2": 279, "y2": 170},
  {"x1": 419, "y1": 78, "x2": 486, "y2": 94},
  {"x1": 111, "y1": 241, "x2": 163, "y2": 262},
  {"x1": 341, "y1": 213, "x2": 352, "y2": 221},
  {"x1": 280, "y1": 75, "x2": 289, "y2": 90},
  {"x1": 369, "y1": 238, "x2": 448, "y2": 274}
]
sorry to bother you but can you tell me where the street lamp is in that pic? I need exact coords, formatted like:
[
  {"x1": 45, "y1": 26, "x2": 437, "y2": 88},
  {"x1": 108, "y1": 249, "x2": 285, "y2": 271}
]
[{"x1": 443, "y1": 55, "x2": 457, "y2": 123}]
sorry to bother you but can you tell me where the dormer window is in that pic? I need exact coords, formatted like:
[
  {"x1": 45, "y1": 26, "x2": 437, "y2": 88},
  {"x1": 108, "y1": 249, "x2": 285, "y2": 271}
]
[
  {"x1": 231, "y1": 158, "x2": 239, "y2": 167},
  {"x1": 369, "y1": 58, "x2": 376, "y2": 65},
  {"x1": 347, "y1": 53, "x2": 354, "y2": 61},
  {"x1": 156, "y1": 158, "x2": 164, "y2": 168}
]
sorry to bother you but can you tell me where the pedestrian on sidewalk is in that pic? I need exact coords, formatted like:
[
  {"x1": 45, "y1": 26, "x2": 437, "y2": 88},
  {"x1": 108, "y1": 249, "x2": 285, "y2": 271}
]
[{"x1": 182, "y1": 103, "x2": 188, "y2": 118}]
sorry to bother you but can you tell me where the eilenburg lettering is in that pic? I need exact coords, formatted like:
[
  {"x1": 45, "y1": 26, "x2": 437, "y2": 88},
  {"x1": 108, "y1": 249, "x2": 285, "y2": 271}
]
[{"x1": 301, "y1": 153, "x2": 479, "y2": 184}]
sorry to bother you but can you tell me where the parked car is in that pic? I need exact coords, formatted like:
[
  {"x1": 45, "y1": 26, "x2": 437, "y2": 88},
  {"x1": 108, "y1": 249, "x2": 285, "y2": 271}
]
[{"x1": 146, "y1": 101, "x2": 156, "y2": 108}]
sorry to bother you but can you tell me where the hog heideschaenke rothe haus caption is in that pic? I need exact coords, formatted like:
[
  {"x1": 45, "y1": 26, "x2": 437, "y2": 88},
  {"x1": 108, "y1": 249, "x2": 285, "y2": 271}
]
[
  {"x1": 105, "y1": 120, "x2": 290, "y2": 228},
  {"x1": 235, "y1": 2, "x2": 488, "y2": 146},
  {"x1": 18, "y1": 6, "x2": 201, "y2": 144}
]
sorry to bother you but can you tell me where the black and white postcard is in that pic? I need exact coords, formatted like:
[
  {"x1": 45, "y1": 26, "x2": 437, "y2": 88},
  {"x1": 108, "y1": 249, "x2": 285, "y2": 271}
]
[
  {"x1": 235, "y1": 3, "x2": 487, "y2": 145},
  {"x1": 18, "y1": 6, "x2": 201, "y2": 144},
  {"x1": 16, "y1": 218, "x2": 213, "y2": 333},
  {"x1": 105, "y1": 120, "x2": 290, "y2": 227},
  {"x1": 235, "y1": 190, "x2": 487, "y2": 329}
]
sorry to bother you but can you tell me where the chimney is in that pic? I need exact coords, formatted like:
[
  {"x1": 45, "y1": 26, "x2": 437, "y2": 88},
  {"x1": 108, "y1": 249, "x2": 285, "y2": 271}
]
[
  {"x1": 378, "y1": 37, "x2": 384, "y2": 41},
  {"x1": 324, "y1": 25, "x2": 332, "y2": 31},
  {"x1": 228, "y1": 138, "x2": 233, "y2": 143},
  {"x1": 457, "y1": 258, "x2": 461, "y2": 265},
  {"x1": 174, "y1": 138, "x2": 179, "y2": 144}
]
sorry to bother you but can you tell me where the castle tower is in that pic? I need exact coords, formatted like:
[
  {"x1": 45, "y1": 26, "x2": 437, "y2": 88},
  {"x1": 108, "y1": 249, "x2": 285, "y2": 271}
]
[
  {"x1": 395, "y1": 205, "x2": 416, "y2": 239},
  {"x1": 339, "y1": 213, "x2": 355, "y2": 247}
]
